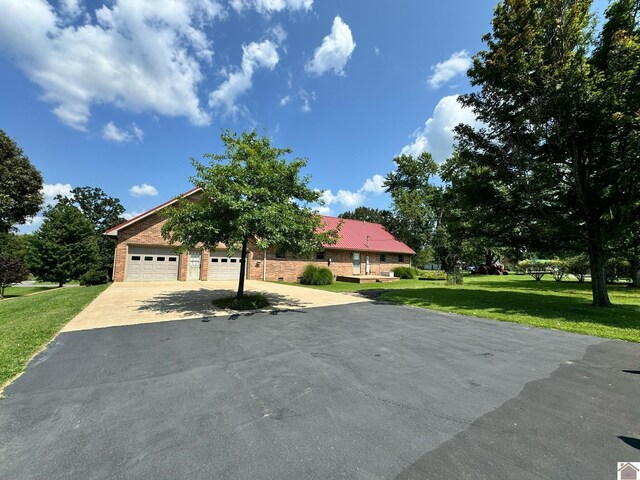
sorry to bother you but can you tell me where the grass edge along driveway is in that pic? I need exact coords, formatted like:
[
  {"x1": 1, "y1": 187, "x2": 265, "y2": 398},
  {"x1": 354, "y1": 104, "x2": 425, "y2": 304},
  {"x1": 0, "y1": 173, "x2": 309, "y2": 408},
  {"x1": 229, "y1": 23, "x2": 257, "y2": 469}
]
[
  {"x1": 288, "y1": 275, "x2": 640, "y2": 342},
  {"x1": 0, "y1": 284, "x2": 109, "y2": 390}
]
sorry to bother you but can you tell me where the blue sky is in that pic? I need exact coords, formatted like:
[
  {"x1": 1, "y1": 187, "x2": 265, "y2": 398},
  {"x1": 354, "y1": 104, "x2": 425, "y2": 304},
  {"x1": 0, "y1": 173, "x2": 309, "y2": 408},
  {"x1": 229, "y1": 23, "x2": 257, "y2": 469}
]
[{"x1": 0, "y1": 0, "x2": 610, "y2": 232}]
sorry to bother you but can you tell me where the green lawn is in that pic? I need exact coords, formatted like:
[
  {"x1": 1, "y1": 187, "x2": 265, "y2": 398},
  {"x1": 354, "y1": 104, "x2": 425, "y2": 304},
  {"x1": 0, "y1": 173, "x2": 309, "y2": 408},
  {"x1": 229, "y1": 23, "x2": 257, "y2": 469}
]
[
  {"x1": 289, "y1": 275, "x2": 640, "y2": 342},
  {"x1": 0, "y1": 284, "x2": 109, "y2": 389},
  {"x1": 1, "y1": 286, "x2": 58, "y2": 298}
]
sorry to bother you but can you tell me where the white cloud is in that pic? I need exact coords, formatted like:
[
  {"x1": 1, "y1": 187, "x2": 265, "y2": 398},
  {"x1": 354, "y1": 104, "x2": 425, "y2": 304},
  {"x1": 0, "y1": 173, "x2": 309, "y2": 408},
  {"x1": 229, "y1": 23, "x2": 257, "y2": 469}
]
[
  {"x1": 427, "y1": 50, "x2": 471, "y2": 89},
  {"x1": 360, "y1": 174, "x2": 386, "y2": 195},
  {"x1": 321, "y1": 189, "x2": 366, "y2": 209},
  {"x1": 401, "y1": 95, "x2": 481, "y2": 163},
  {"x1": 209, "y1": 39, "x2": 279, "y2": 115},
  {"x1": 299, "y1": 89, "x2": 315, "y2": 112},
  {"x1": 313, "y1": 205, "x2": 332, "y2": 216},
  {"x1": 129, "y1": 184, "x2": 158, "y2": 197},
  {"x1": 230, "y1": 0, "x2": 313, "y2": 14},
  {"x1": 103, "y1": 122, "x2": 143, "y2": 143},
  {"x1": 280, "y1": 95, "x2": 291, "y2": 106},
  {"x1": 122, "y1": 211, "x2": 142, "y2": 220},
  {"x1": 312, "y1": 173, "x2": 386, "y2": 215},
  {"x1": 269, "y1": 24, "x2": 287, "y2": 44},
  {"x1": 59, "y1": 0, "x2": 82, "y2": 18},
  {"x1": 0, "y1": 0, "x2": 222, "y2": 130},
  {"x1": 305, "y1": 16, "x2": 356, "y2": 76},
  {"x1": 42, "y1": 183, "x2": 73, "y2": 205},
  {"x1": 23, "y1": 215, "x2": 44, "y2": 227}
]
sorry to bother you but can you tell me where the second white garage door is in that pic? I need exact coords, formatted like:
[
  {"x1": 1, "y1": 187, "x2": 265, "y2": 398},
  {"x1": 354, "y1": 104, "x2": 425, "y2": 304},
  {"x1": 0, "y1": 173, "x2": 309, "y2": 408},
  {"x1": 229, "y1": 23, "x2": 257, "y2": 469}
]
[{"x1": 208, "y1": 250, "x2": 241, "y2": 280}]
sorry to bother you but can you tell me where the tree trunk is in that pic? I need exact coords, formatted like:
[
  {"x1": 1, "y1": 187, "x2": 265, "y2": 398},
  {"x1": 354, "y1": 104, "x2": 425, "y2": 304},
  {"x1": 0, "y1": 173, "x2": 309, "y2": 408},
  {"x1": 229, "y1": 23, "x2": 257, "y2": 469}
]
[
  {"x1": 629, "y1": 257, "x2": 640, "y2": 288},
  {"x1": 485, "y1": 249, "x2": 497, "y2": 266},
  {"x1": 58, "y1": 281, "x2": 63, "y2": 288},
  {"x1": 236, "y1": 236, "x2": 249, "y2": 300},
  {"x1": 588, "y1": 238, "x2": 612, "y2": 307},
  {"x1": 0, "y1": 284, "x2": 4, "y2": 299}
]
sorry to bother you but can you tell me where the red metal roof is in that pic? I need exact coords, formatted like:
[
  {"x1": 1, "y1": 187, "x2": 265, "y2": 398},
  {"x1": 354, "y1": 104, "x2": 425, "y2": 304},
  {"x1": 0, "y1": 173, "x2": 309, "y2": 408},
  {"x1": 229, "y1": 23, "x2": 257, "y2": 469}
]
[
  {"x1": 320, "y1": 216, "x2": 415, "y2": 254},
  {"x1": 105, "y1": 187, "x2": 414, "y2": 255}
]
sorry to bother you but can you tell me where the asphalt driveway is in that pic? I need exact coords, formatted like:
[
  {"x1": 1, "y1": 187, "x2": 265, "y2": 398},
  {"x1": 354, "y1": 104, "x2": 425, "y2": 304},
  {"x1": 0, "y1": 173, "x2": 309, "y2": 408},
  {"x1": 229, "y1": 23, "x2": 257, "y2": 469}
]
[{"x1": 1, "y1": 301, "x2": 638, "y2": 479}]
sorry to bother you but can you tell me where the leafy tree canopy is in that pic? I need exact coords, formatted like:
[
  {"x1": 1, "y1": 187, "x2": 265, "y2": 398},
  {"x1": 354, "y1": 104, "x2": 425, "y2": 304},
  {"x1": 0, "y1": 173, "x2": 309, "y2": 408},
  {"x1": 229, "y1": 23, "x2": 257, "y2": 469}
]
[
  {"x1": 57, "y1": 186, "x2": 126, "y2": 276},
  {"x1": 445, "y1": 0, "x2": 640, "y2": 306},
  {"x1": 31, "y1": 203, "x2": 100, "y2": 287},
  {"x1": 162, "y1": 130, "x2": 339, "y2": 298},
  {"x1": 0, "y1": 129, "x2": 43, "y2": 232},
  {"x1": 0, "y1": 254, "x2": 29, "y2": 298}
]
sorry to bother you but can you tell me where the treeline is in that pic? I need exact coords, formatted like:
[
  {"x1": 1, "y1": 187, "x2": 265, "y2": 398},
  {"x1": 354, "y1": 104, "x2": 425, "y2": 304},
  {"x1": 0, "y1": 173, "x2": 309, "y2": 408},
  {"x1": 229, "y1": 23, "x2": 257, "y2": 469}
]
[{"x1": 0, "y1": 129, "x2": 125, "y2": 296}]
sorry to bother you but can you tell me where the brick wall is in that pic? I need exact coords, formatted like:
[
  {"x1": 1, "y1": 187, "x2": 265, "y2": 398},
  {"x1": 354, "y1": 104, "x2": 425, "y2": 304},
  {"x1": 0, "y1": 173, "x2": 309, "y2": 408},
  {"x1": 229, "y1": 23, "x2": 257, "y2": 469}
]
[
  {"x1": 113, "y1": 212, "x2": 411, "y2": 283},
  {"x1": 246, "y1": 246, "x2": 410, "y2": 282}
]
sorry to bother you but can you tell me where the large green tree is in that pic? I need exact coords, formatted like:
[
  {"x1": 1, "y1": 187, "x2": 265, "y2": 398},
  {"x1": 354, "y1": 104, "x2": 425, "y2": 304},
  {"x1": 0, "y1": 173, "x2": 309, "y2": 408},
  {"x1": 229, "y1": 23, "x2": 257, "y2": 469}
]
[
  {"x1": 31, "y1": 204, "x2": 100, "y2": 287},
  {"x1": 384, "y1": 153, "x2": 442, "y2": 256},
  {"x1": 448, "y1": 0, "x2": 640, "y2": 306},
  {"x1": 0, "y1": 129, "x2": 43, "y2": 232},
  {"x1": 162, "y1": 130, "x2": 339, "y2": 299},
  {"x1": 57, "y1": 187, "x2": 126, "y2": 279}
]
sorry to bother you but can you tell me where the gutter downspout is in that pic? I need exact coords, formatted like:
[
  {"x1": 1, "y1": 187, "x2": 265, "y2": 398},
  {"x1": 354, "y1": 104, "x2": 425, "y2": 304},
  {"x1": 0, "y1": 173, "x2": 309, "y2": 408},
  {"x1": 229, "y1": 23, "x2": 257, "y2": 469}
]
[{"x1": 263, "y1": 249, "x2": 267, "y2": 281}]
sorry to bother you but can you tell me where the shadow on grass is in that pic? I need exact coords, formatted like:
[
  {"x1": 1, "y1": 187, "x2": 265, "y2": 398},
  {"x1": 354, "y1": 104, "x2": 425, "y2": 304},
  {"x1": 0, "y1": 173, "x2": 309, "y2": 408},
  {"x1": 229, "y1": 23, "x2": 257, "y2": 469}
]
[
  {"x1": 135, "y1": 287, "x2": 307, "y2": 318},
  {"x1": 379, "y1": 287, "x2": 640, "y2": 328}
]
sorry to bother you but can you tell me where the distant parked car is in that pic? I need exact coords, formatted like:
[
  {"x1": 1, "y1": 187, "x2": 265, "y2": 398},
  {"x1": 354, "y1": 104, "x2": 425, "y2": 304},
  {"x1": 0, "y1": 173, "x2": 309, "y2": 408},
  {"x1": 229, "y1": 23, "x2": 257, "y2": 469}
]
[{"x1": 470, "y1": 264, "x2": 509, "y2": 275}]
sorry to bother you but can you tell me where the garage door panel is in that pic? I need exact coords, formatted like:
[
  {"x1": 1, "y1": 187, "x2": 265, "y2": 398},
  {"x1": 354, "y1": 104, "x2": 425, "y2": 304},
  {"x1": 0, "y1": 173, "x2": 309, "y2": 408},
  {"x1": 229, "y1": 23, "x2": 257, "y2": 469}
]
[
  {"x1": 208, "y1": 251, "x2": 241, "y2": 280},
  {"x1": 126, "y1": 247, "x2": 179, "y2": 281}
]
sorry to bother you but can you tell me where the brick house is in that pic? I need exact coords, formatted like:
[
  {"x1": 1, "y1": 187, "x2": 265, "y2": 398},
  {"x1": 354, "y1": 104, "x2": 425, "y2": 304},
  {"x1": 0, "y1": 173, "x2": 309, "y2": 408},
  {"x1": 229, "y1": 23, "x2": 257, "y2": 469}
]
[{"x1": 105, "y1": 188, "x2": 415, "y2": 282}]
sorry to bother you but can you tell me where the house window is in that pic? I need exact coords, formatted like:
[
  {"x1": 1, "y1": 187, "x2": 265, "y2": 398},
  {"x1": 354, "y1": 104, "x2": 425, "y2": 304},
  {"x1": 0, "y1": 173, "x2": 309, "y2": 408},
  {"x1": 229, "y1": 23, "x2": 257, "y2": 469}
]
[
  {"x1": 131, "y1": 256, "x2": 141, "y2": 261},
  {"x1": 398, "y1": 254, "x2": 404, "y2": 263},
  {"x1": 168, "y1": 257, "x2": 177, "y2": 262},
  {"x1": 157, "y1": 257, "x2": 165, "y2": 262},
  {"x1": 275, "y1": 249, "x2": 286, "y2": 259},
  {"x1": 144, "y1": 256, "x2": 153, "y2": 261},
  {"x1": 211, "y1": 258, "x2": 219, "y2": 262},
  {"x1": 316, "y1": 251, "x2": 324, "y2": 260},
  {"x1": 380, "y1": 253, "x2": 386, "y2": 262}
]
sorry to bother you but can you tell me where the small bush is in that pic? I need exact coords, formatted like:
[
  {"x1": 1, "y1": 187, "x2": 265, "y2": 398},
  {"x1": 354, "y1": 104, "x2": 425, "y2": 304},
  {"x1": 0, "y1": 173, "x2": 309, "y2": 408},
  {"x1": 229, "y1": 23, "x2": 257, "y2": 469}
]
[
  {"x1": 300, "y1": 264, "x2": 334, "y2": 285},
  {"x1": 417, "y1": 269, "x2": 446, "y2": 280},
  {"x1": 212, "y1": 294, "x2": 270, "y2": 311},
  {"x1": 79, "y1": 269, "x2": 108, "y2": 286},
  {"x1": 548, "y1": 259, "x2": 567, "y2": 282},
  {"x1": 606, "y1": 258, "x2": 632, "y2": 283},
  {"x1": 566, "y1": 254, "x2": 590, "y2": 282},
  {"x1": 392, "y1": 266, "x2": 418, "y2": 279}
]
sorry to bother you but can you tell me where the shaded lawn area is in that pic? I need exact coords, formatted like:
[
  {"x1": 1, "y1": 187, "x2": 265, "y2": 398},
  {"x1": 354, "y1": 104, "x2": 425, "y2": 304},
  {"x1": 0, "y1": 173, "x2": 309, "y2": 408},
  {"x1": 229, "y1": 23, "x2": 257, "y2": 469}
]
[
  {"x1": 290, "y1": 275, "x2": 640, "y2": 342},
  {"x1": 0, "y1": 284, "x2": 110, "y2": 389},
  {"x1": 1, "y1": 286, "x2": 58, "y2": 298}
]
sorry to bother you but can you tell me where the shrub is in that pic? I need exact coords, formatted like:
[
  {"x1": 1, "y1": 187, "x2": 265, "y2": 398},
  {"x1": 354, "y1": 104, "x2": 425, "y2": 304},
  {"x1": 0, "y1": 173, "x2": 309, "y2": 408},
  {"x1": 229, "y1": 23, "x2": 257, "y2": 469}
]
[
  {"x1": 300, "y1": 264, "x2": 334, "y2": 285},
  {"x1": 79, "y1": 268, "x2": 108, "y2": 286},
  {"x1": 565, "y1": 254, "x2": 590, "y2": 282},
  {"x1": 417, "y1": 269, "x2": 446, "y2": 280},
  {"x1": 548, "y1": 259, "x2": 567, "y2": 282},
  {"x1": 606, "y1": 258, "x2": 632, "y2": 283},
  {"x1": 518, "y1": 259, "x2": 553, "y2": 280},
  {"x1": 212, "y1": 294, "x2": 270, "y2": 311},
  {"x1": 392, "y1": 266, "x2": 418, "y2": 279}
]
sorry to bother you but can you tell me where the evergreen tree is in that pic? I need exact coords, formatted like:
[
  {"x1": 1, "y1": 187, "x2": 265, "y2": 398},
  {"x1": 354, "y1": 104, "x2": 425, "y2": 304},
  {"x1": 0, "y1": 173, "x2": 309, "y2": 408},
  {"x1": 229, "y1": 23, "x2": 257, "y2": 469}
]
[{"x1": 32, "y1": 204, "x2": 100, "y2": 287}]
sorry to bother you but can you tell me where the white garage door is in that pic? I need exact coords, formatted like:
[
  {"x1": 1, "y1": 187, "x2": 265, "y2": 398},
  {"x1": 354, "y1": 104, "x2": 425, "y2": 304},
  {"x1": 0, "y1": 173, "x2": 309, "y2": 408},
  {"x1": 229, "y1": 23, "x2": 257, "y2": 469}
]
[
  {"x1": 208, "y1": 250, "x2": 242, "y2": 280},
  {"x1": 126, "y1": 246, "x2": 179, "y2": 281}
]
